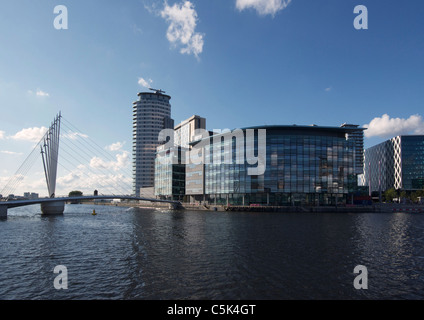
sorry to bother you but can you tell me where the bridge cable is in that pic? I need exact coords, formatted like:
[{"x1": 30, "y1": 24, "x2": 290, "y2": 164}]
[
  {"x1": 58, "y1": 118, "x2": 133, "y2": 195},
  {"x1": 61, "y1": 118, "x2": 133, "y2": 177},
  {"x1": 58, "y1": 134, "x2": 132, "y2": 195}
]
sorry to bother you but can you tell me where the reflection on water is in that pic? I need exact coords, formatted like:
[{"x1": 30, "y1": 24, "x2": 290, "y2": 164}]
[
  {"x1": 353, "y1": 212, "x2": 424, "y2": 299},
  {"x1": 1, "y1": 204, "x2": 424, "y2": 299}
]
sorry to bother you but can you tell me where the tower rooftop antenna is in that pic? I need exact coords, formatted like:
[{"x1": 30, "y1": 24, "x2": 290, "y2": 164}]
[{"x1": 149, "y1": 88, "x2": 166, "y2": 94}]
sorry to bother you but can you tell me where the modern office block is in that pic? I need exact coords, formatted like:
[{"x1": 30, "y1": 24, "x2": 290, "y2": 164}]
[
  {"x1": 174, "y1": 115, "x2": 206, "y2": 148},
  {"x1": 363, "y1": 135, "x2": 424, "y2": 192},
  {"x1": 154, "y1": 115, "x2": 206, "y2": 200},
  {"x1": 187, "y1": 125, "x2": 364, "y2": 206},
  {"x1": 185, "y1": 162, "x2": 205, "y2": 202},
  {"x1": 154, "y1": 145, "x2": 186, "y2": 200}
]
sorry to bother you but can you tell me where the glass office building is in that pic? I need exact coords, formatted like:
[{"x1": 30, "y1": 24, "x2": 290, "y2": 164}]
[
  {"x1": 364, "y1": 135, "x2": 424, "y2": 192},
  {"x1": 154, "y1": 146, "x2": 186, "y2": 201},
  {"x1": 154, "y1": 115, "x2": 207, "y2": 200},
  {"x1": 189, "y1": 125, "x2": 362, "y2": 206}
]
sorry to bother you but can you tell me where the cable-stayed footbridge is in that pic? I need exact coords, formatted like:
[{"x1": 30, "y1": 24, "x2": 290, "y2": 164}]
[{"x1": 0, "y1": 113, "x2": 180, "y2": 218}]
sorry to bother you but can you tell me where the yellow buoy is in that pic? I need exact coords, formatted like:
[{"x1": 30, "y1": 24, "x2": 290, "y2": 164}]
[{"x1": 92, "y1": 209, "x2": 96, "y2": 216}]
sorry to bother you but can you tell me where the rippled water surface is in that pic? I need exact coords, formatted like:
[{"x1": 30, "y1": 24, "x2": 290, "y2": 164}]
[{"x1": 1, "y1": 204, "x2": 424, "y2": 300}]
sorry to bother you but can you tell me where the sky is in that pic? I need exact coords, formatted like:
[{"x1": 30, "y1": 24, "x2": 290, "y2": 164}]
[{"x1": 0, "y1": 0, "x2": 424, "y2": 197}]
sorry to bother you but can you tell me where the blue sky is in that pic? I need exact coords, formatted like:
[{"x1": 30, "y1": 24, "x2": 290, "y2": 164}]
[{"x1": 1, "y1": 0, "x2": 424, "y2": 196}]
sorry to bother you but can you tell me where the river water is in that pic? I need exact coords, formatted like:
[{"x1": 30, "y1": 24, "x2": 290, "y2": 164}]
[{"x1": 1, "y1": 204, "x2": 424, "y2": 300}]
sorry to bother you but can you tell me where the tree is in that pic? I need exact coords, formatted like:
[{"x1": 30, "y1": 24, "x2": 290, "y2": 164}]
[
  {"x1": 68, "y1": 190, "x2": 83, "y2": 204},
  {"x1": 411, "y1": 189, "x2": 424, "y2": 203},
  {"x1": 400, "y1": 191, "x2": 408, "y2": 203},
  {"x1": 68, "y1": 190, "x2": 83, "y2": 197},
  {"x1": 384, "y1": 188, "x2": 397, "y2": 202},
  {"x1": 411, "y1": 191, "x2": 420, "y2": 203}
]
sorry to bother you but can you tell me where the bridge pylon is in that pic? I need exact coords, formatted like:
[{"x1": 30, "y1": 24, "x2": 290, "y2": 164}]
[
  {"x1": 0, "y1": 206, "x2": 7, "y2": 219},
  {"x1": 40, "y1": 113, "x2": 64, "y2": 215}
]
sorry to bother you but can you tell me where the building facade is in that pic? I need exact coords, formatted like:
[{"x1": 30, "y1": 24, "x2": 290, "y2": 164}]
[
  {"x1": 186, "y1": 125, "x2": 363, "y2": 206},
  {"x1": 340, "y1": 123, "x2": 364, "y2": 175},
  {"x1": 174, "y1": 115, "x2": 206, "y2": 148},
  {"x1": 154, "y1": 146, "x2": 186, "y2": 200},
  {"x1": 132, "y1": 90, "x2": 174, "y2": 196},
  {"x1": 154, "y1": 115, "x2": 207, "y2": 200},
  {"x1": 363, "y1": 135, "x2": 424, "y2": 192},
  {"x1": 23, "y1": 192, "x2": 39, "y2": 200}
]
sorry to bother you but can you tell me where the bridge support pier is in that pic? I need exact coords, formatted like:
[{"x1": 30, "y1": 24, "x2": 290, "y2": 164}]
[
  {"x1": 41, "y1": 201, "x2": 65, "y2": 215},
  {"x1": 169, "y1": 202, "x2": 183, "y2": 210},
  {"x1": 0, "y1": 206, "x2": 7, "y2": 219}
]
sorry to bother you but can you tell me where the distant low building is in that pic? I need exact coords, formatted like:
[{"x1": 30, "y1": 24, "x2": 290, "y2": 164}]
[{"x1": 24, "y1": 192, "x2": 39, "y2": 200}]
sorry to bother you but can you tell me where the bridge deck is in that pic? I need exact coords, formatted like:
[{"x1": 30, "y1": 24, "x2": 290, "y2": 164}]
[{"x1": 0, "y1": 196, "x2": 180, "y2": 209}]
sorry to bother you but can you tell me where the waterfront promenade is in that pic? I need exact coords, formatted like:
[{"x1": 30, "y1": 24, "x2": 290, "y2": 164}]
[{"x1": 84, "y1": 200, "x2": 424, "y2": 214}]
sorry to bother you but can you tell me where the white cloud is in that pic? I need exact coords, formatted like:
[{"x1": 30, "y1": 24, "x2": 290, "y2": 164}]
[
  {"x1": 364, "y1": 114, "x2": 424, "y2": 138},
  {"x1": 0, "y1": 173, "x2": 45, "y2": 196},
  {"x1": 36, "y1": 90, "x2": 50, "y2": 97},
  {"x1": 90, "y1": 151, "x2": 130, "y2": 171},
  {"x1": 57, "y1": 171, "x2": 81, "y2": 186},
  {"x1": 28, "y1": 89, "x2": 50, "y2": 97},
  {"x1": 0, "y1": 130, "x2": 5, "y2": 140},
  {"x1": 1, "y1": 150, "x2": 23, "y2": 155},
  {"x1": 1, "y1": 152, "x2": 132, "y2": 197},
  {"x1": 0, "y1": 175, "x2": 9, "y2": 188},
  {"x1": 325, "y1": 86, "x2": 332, "y2": 92},
  {"x1": 160, "y1": 1, "x2": 204, "y2": 58},
  {"x1": 61, "y1": 132, "x2": 89, "y2": 140},
  {"x1": 90, "y1": 157, "x2": 109, "y2": 170},
  {"x1": 56, "y1": 170, "x2": 132, "y2": 196},
  {"x1": 236, "y1": 0, "x2": 292, "y2": 16},
  {"x1": 144, "y1": 2, "x2": 159, "y2": 15},
  {"x1": 116, "y1": 151, "x2": 130, "y2": 169},
  {"x1": 10, "y1": 126, "x2": 48, "y2": 143},
  {"x1": 57, "y1": 155, "x2": 132, "y2": 195},
  {"x1": 106, "y1": 142, "x2": 124, "y2": 152},
  {"x1": 138, "y1": 77, "x2": 153, "y2": 88}
]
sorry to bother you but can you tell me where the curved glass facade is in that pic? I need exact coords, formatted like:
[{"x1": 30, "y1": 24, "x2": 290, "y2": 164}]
[
  {"x1": 201, "y1": 126, "x2": 359, "y2": 206},
  {"x1": 132, "y1": 91, "x2": 173, "y2": 196}
]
